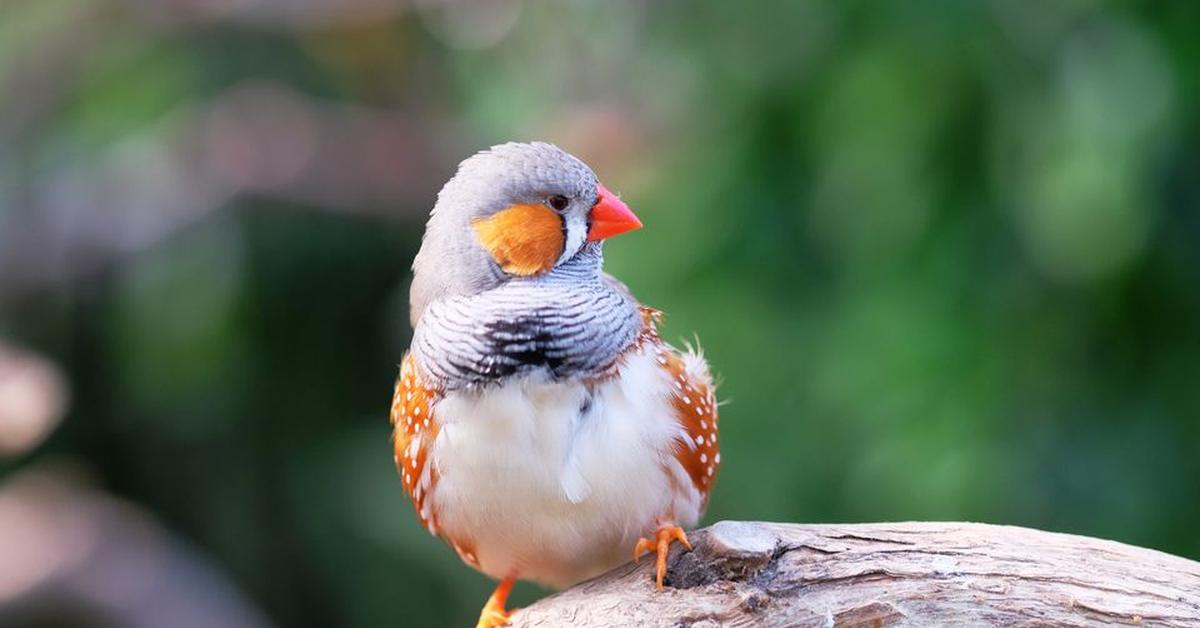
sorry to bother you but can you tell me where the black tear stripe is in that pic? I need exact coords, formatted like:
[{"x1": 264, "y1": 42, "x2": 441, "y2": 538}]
[{"x1": 411, "y1": 248, "x2": 642, "y2": 390}]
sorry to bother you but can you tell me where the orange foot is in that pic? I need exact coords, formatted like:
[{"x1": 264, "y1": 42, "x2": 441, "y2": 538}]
[
  {"x1": 633, "y1": 525, "x2": 693, "y2": 591},
  {"x1": 475, "y1": 576, "x2": 518, "y2": 628}
]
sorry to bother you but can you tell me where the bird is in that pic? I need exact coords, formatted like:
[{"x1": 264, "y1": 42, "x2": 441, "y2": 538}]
[{"x1": 389, "y1": 142, "x2": 720, "y2": 628}]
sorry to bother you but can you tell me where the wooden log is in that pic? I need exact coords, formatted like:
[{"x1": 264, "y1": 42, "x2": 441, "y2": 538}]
[{"x1": 510, "y1": 521, "x2": 1200, "y2": 627}]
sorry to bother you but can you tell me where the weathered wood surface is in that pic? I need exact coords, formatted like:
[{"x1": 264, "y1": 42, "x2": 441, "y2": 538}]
[{"x1": 510, "y1": 521, "x2": 1200, "y2": 627}]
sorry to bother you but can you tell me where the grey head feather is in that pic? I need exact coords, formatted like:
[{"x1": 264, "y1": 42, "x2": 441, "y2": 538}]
[
  {"x1": 410, "y1": 142, "x2": 599, "y2": 327},
  {"x1": 407, "y1": 142, "x2": 641, "y2": 390}
]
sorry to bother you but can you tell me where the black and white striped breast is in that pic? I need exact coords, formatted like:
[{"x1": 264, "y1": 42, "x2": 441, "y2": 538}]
[{"x1": 411, "y1": 256, "x2": 640, "y2": 390}]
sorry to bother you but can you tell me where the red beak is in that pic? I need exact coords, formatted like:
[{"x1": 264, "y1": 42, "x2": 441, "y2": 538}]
[{"x1": 587, "y1": 184, "x2": 642, "y2": 241}]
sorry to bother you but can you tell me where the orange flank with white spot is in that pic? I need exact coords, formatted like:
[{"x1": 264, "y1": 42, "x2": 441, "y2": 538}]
[
  {"x1": 391, "y1": 355, "x2": 484, "y2": 570},
  {"x1": 390, "y1": 355, "x2": 443, "y2": 534},
  {"x1": 635, "y1": 307, "x2": 720, "y2": 508}
]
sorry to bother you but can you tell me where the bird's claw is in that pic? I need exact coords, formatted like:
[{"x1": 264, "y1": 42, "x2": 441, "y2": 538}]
[
  {"x1": 475, "y1": 576, "x2": 517, "y2": 628},
  {"x1": 475, "y1": 608, "x2": 510, "y2": 628},
  {"x1": 633, "y1": 525, "x2": 693, "y2": 591}
]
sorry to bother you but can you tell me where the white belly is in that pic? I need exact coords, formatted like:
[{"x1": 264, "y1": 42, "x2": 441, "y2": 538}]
[{"x1": 426, "y1": 346, "x2": 701, "y2": 588}]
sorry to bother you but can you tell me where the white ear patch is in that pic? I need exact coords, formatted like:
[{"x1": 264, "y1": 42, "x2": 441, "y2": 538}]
[{"x1": 555, "y1": 213, "x2": 588, "y2": 267}]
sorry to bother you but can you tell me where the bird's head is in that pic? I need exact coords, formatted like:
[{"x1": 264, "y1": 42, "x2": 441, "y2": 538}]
[{"x1": 410, "y1": 142, "x2": 641, "y2": 324}]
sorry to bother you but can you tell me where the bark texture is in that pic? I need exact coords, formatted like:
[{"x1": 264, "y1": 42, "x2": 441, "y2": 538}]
[{"x1": 510, "y1": 521, "x2": 1200, "y2": 627}]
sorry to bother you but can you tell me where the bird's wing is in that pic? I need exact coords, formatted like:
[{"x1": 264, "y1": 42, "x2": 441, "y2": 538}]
[
  {"x1": 390, "y1": 354, "x2": 443, "y2": 534},
  {"x1": 390, "y1": 354, "x2": 486, "y2": 570},
  {"x1": 637, "y1": 307, "x2": 721, "y2": 508}
]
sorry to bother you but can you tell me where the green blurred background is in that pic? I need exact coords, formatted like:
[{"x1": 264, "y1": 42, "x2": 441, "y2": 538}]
[{"x1": 1, "y1": 1, "x2": 1198, "y2": 626}]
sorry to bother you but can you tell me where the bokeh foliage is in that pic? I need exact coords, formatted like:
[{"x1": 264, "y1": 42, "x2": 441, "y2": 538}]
[{"x1": 1, "y1": 1, "x2": 1198, "y2": 626}]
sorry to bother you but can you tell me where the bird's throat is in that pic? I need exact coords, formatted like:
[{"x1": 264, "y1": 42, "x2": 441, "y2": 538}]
[{"x1": 411, "y1": 271, "x2": 640, "y2": 390}]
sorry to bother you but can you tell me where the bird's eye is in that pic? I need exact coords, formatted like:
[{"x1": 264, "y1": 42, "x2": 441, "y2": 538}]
[{"x1": 547, "y1": 195, "x2": 570, "y2": 212}]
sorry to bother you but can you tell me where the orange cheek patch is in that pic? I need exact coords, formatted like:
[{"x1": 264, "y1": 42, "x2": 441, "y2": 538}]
[{"x1": 472, "y1": 203, "x2": 565, "y2": 276}]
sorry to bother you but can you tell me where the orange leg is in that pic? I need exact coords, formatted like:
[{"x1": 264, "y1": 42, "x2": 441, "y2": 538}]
[
  {"x1": 633, "y1": 524, "x2": 693, "y2": 591},
  {"x1": 475, "y1": 575, "x2": 518, "y2": 628}
]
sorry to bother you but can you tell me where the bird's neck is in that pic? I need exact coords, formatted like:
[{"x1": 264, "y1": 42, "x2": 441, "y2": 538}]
[
  {"x1": 411, "y1": 248, "x2": 641, "y2": 390},
  {"x1": 538, "y1": 243, "x2": 603, "y2": 281}
]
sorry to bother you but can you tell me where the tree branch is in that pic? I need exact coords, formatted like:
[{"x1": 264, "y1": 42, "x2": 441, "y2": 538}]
[{"x1": 511, "y1": 521, "x2": 1200, "y2": 627}]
